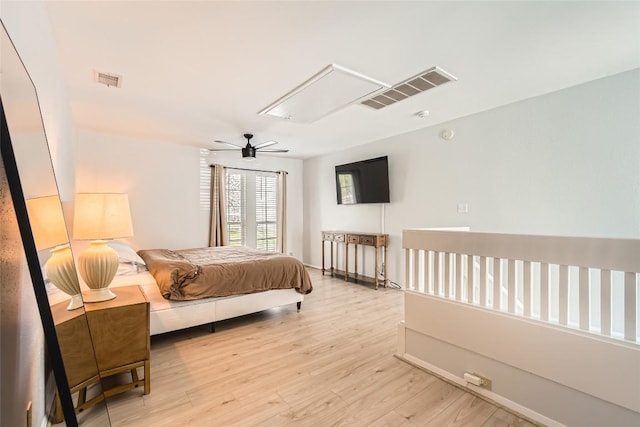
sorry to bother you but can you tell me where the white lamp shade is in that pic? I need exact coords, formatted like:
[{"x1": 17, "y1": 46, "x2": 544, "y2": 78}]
[
  {"x1": 26, "y1": 195, "x2": 69, "y2": 250},
  {"x1": 73, "y1": 193, "x2": 133, "y2": 302},
  {"x1": 25, "y1": 196, "x2": 82, "y2": 310},
  {"x1": 73, "y1": 193, "x2": 133, "y2": 240}
]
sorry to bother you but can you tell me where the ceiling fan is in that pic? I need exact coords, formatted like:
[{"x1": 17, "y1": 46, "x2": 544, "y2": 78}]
[{"x1": 210, "y1": 133, "x2": 289, "y2": 160}]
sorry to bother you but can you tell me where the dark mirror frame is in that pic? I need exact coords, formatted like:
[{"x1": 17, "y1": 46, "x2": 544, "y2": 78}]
[{"x1": 0, "y1": 98, "x2": 78, "y2": 426}]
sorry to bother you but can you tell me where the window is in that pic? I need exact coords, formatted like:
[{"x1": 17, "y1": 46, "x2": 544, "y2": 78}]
[
  {"x1": 225, "y1": 172, "x2": 246, "y2": 246},
  {"x1": 225, "y1": 170, "x2": 278, "y2": 251},
  {"x1": 199, "y1": 149, "x2": 212, "y2": 210},
  {"x1": 255, "y1": 174, "x2": 277, "y2": 251}
]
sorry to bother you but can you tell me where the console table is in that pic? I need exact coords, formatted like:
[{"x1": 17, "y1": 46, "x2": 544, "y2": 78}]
[{"x1": 321, "y1": 231, "x2": 388, "y2": 289}]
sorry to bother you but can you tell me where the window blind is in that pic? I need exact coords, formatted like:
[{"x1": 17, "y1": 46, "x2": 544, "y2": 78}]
[
  {"x1": 223, "y1": 169, "x2": 278, "y2": 251},
  {"x1": 225, "y1": 171, "x2": 246, "y2": 246},
  {"x1": 199, "y1": 149, "x2": 211, "y2": 210},
  {"x1": 255, "y1": 174, "x2": 277, "y2": 251}
]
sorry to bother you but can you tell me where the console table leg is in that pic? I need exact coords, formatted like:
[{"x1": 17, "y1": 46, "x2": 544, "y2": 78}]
[
  {"x1": 375, "y1": 247, "x2": 380, "y2": 289},
  {"x1": 330, "y1": 242, "x2": 334, "y2": 276},
  {"x1": 321, "y1": 241, "x2": 325, "y2": 276},
  {"x1": 384, "y1": 244, "x2": 388, "y2": 287},
  {"x1": 354, "y1": 244, "x2": 359, "y2": 283},
  {"x1": 345, "y1": 242, "x2": 349, "y2": 281}
]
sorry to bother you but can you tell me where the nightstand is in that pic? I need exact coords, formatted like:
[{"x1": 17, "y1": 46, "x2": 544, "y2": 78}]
[
  {"x1": 53, "y1": 285, "x2": 150, "y2": 418},
  {"x1": 84, "y1": 285, "x2": 150, "y2": 396}
]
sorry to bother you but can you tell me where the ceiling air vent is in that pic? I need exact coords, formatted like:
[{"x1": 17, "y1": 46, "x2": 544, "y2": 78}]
[
  {"x1": 360, "y1": 66, "x2": 456, "y2": 110},
  {"x1": 93, "y1": 70, "x2": 123, "y2": 88}
]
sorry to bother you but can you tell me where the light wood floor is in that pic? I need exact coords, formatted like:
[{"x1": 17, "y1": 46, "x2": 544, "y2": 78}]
[{"x1": 90, "y1": 269, "x2": 537, "y2": 426}]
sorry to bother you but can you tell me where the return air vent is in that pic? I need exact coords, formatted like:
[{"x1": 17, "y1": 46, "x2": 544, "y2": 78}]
[
  {"x1": 93, "y1": 70, "x2": 123, "y2": 88},
  {"x1": 360, "y1": 66, "x2": 456, "y2": 110}
]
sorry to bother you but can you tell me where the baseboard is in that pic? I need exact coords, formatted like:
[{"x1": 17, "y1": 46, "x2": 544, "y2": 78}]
[{"x1": 395, "y1": 353, "x2": 562, "y2": 427}]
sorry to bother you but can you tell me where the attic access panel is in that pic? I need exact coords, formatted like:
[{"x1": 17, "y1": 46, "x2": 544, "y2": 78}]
[{"x1": 259, "y1": 64, "x2": 390, "y2": 123}]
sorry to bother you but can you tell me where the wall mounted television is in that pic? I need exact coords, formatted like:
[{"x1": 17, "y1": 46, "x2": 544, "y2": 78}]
[{"x1": 335, "y1": 156, "x2": 390, "y2": 204}]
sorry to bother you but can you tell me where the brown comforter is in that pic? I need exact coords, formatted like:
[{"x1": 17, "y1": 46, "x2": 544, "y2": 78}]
[{"x1": 138, "y1": 246, "x2": 313, "y2": 301}]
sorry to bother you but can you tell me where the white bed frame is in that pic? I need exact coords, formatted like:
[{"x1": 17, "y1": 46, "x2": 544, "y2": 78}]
[{"x1": 110, "y1": 273, "x2": 304, "y2": 335}]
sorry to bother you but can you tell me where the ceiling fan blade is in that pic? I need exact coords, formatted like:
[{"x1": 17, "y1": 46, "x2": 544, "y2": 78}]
[
  {"x1": 258, "y1": 149, "x2": 289, "y2": 153},
  {"x1": 254, "y1": 140, "x2": 278, "y2": 149},
  {"x1": 213, "y1": 139, "x2": 243, "y2": 149},
  {"x1": 208, "y1": 148, "x2": 241, "y2": 151}
]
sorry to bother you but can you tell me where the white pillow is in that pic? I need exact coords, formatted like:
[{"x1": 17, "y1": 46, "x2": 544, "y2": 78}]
[{"x1": 107, "y1": 240, "x2": 147, "y2": 275}]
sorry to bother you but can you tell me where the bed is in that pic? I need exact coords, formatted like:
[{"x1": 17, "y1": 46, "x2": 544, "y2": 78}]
[{"x1": 107, "y1": 243, "x2": 312, "y2": 335}]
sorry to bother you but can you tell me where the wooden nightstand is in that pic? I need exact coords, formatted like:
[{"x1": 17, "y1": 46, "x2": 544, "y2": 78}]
[
  {"x1": 53, "y1": 285, "x2": 150, "y2": 418},
  {"x1": 84, "y1": 285, "x2": 150, "y2": 396}
]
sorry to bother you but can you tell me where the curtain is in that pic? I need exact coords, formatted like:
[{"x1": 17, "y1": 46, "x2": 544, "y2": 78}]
[
  {"x1": 209, "y1": 164, "x2": 228, "y2": 246},
  {"x1": 276, "y1": 171, "x2": 287, "y2": 253}
]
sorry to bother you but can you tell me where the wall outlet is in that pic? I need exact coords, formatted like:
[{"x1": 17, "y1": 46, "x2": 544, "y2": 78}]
[
  {"x1": 470, "y1": 372, "x2": 492, "y2": 391},
  {"x1": 457, "y1": 203, "x2": 469, "y2": 214}
]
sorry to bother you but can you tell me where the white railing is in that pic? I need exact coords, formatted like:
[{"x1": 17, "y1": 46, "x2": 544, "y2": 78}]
[{"x1": 404, "y1": 229, "x2": 640, "y2": 343}]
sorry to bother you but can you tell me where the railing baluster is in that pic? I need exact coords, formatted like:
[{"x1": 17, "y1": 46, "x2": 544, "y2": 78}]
[
  {"x1": 559, "y1": 265, "x2": 569, "y2": 326},
  {"x1": 579, "y1": 267, "x2": 590, "y2": 331},
  {"x1": 600, "y1": 270, "x2": 611, "y2": 337},
  {"x1": 413, "y1": 249, "x2": 420, "y2": 293},
  {"x1": 540, "y1": 263, "x2": 549, "y2": 321},
  {"x1": 405, "y1": 249, "x2": 412, "y2": 290},
  {"x1": 422, "y1": 250, "x2": 429, "y2": 294},
  {"x1": 524, "y1": 261, "x2": 532, "y2": 318},
  {"x1": 480, "y1": 256, "x2": 487, "y2": 307},
  {"x1": 433, "y1": 252, "x2": 441, "y2": 296},
  {"x1": 467, "y1": 255, "x2": 474, "y2": 304},
  {"x1": 456, "y1": 254, "x2": 463, "y2": 302},
  {"x1": 495, "y1": 258, "x2": 500, "y2": 307},
  {"x1": 427, "y1": 251, "x2": 434, "y2": 294},
  {"x1": 444, "y1": 253, "x2": 451, "y2": 298},
  {"x1": 508, "y1": 259, "x2": 516, "y2": 314},
  {"x1": 624, "y1": 272, "x2": 636, "y2": 342}
]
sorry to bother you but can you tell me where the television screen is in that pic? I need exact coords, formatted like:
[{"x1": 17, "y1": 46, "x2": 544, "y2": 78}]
[{"x1": 335, "y1": 156, "x2": 390, "y2": 204}]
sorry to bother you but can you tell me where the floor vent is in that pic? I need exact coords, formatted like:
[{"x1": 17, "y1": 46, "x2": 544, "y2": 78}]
[
  {"x1": 94, "y1": 70, "x2": 123, "y2": 88},
  {"x1": 361, "y1": 66, "x2": 456, "y2": 110}
]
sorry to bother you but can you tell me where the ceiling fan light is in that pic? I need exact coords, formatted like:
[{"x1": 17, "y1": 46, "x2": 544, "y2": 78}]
[{"x1": 242, "y1": 145, "x2": 256, "y2": 159}]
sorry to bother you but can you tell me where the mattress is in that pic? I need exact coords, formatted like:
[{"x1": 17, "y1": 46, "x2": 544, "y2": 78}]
[
  {"x1": 110, "y1": 271, "x2": 221, "y2": 313},
  {"x1": 109, "y1": 271, "x2": 303, "y2": 335}
]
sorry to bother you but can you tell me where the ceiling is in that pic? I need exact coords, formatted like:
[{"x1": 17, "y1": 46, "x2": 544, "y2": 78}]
[{"x1": 45, "y1": 1, "x2": 640, "y2": 159}]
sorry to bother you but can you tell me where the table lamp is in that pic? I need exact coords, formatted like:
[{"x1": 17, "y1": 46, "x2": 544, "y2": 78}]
[
  {"x1": 73, "y1": 193, "x2": 133, "y2": 302},
  {"x1": 26, "y1": 196, "x2": 83, "y2": 310}
]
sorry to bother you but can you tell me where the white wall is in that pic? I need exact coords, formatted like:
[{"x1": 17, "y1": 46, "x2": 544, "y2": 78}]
[
  {"x1": 75, "y1": 131, "x2": 305, "y2": 259},
  {"x1": 303, "y1": 69, "x2": 640, "y2": 283},
  {"x1": 1, "y1": 1, "x2": 78, "y2": 201}
]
